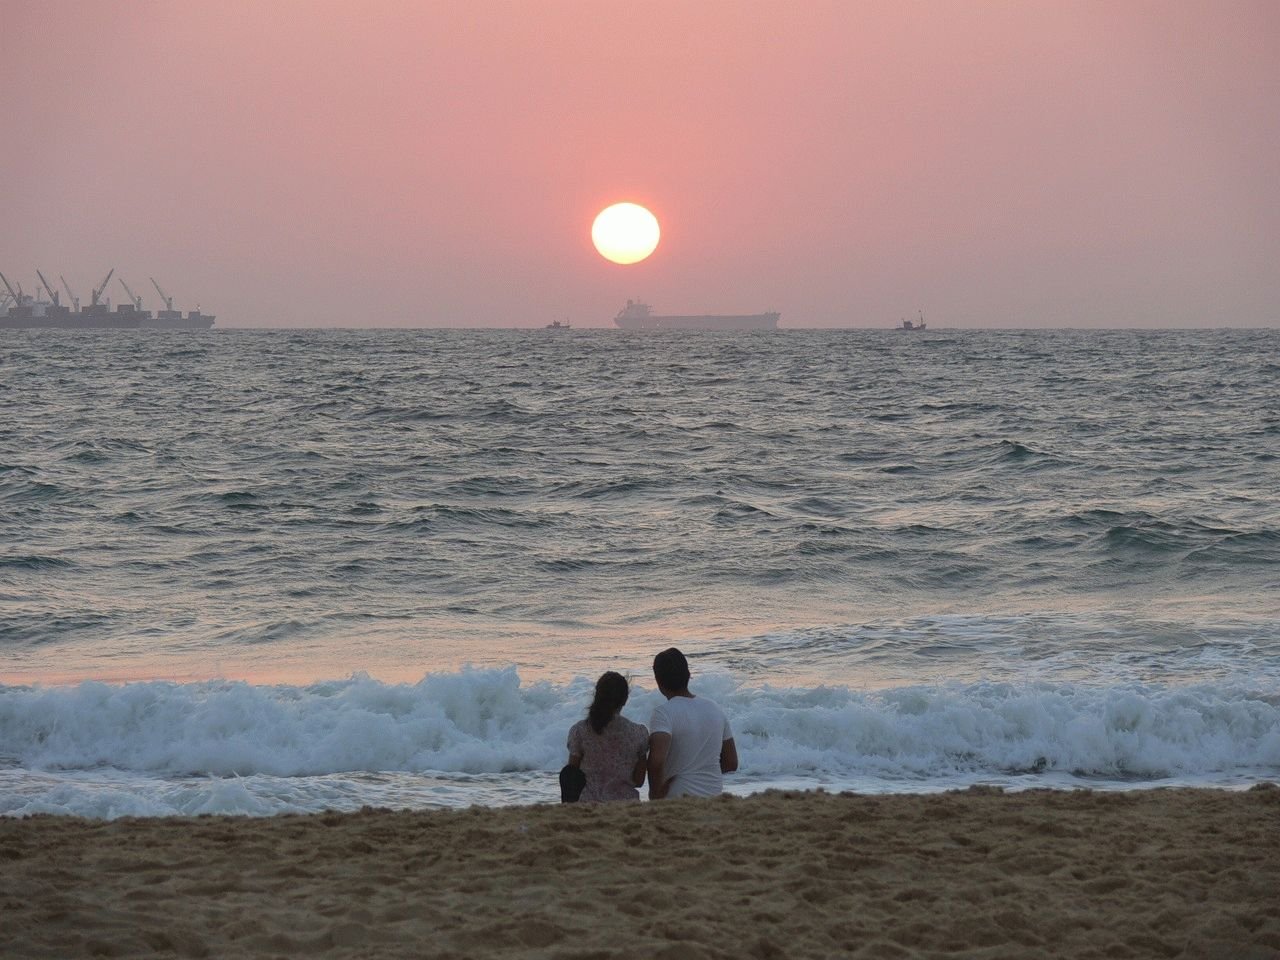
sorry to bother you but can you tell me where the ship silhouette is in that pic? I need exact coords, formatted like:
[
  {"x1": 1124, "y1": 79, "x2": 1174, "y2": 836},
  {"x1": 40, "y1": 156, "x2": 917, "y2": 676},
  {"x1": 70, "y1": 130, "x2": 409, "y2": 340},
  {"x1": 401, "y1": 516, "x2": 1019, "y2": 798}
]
[
  {"x1": 613, "y1": 300, "x2": 779, "y2": 331},
  {"x1": 1, "y1": 270, "x2": 214, "y2": 330}
]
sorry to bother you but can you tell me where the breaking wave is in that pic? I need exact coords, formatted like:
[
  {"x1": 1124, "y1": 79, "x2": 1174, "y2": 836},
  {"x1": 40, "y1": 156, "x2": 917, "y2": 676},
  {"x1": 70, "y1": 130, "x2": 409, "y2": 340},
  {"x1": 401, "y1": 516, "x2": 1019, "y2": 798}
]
[{"x1": 3, "y1": 669, "x2": 1278, "y2": 817}]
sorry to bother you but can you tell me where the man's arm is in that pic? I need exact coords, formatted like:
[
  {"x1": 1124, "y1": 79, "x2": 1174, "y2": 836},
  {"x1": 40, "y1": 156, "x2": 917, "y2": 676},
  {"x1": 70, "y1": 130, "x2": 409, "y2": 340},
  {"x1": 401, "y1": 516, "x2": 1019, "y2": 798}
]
[
  {"x1": 648, "y1": 732, "x2": 672, "y2": 799},
  {"x1": 720, "y1": 737, "x2": 738, "y2": 774}
]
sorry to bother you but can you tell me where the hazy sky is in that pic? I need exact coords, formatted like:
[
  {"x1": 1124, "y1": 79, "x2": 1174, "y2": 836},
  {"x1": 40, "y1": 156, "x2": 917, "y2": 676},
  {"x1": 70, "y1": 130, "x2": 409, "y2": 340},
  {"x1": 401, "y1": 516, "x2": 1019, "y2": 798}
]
[{"x1": 3, "y1": 0, "x2": 1277, "y2": 327}]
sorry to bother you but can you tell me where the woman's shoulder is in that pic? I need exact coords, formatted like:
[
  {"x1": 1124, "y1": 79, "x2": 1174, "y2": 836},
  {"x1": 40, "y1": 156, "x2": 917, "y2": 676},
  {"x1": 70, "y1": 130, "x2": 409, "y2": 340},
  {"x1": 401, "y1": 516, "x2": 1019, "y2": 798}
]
[{"x1": 616, "y1": 715, "x2": 649, "y2": 737}]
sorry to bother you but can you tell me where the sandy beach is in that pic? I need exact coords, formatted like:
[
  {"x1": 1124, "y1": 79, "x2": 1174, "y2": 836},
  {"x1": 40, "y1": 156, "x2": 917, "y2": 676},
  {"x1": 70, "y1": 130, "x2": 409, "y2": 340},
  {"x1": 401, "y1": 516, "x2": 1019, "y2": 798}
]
[{"x1": 2, "y1": 787, "x2": 1277, "y2": 959}]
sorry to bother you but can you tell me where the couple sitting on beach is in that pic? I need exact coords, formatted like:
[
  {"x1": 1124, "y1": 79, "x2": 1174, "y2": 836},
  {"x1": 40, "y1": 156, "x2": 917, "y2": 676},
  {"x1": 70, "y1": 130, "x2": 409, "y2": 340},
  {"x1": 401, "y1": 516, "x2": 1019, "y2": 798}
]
[{"x1": 563, "y1": 647, "x2": 738, "y2": 803}]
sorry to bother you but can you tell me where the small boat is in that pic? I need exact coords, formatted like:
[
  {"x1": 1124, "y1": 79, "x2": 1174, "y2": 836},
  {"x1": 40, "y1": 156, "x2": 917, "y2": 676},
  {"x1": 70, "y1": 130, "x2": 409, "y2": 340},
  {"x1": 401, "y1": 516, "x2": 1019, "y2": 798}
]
[
  {"x1": 545, "y1": 319, "x2": 571, "y2": 330},
  {"x1": 898, "y1": 311, "x2": 927, "y2": 331}
]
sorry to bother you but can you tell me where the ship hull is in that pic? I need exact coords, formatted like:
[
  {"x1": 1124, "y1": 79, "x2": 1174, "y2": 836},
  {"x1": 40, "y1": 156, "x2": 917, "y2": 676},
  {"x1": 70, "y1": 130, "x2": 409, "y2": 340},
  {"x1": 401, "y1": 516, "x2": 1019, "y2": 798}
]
[
  {"x1": 614, "y1": 312, "x2": 779, "y2": 331},
  {"x1": 0, "y1": 315, "x2": 142, "y2": 330},
  {"x1": 2, "y1": 313, "x2": 214, "y2": 330},
  {"x1": 140, "y1": 316, "x2": 215, "y2": 330}
]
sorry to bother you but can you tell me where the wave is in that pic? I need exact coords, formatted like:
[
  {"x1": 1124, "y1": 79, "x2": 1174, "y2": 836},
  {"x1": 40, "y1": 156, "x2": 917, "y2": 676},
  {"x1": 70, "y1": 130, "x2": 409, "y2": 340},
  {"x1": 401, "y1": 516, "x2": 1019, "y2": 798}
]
[
  {"x1": 0, "y1": 554, "x2": 76, "y2": 571},
  {"x1": 1049, "y1": 509, "x2": 1279, "y2": 567},
  {"x1": 1095, "y1": 519, "x2": 1277, "y2": 565},
  {"x1": 996, "y1": 439, "x2": 1048, "y2": 460},
  {"x1": 1102, "y1": 522, "x2": 1200, "y2": 554},
  {"x1": 2, "y1": 670, "x2": 1276, "y2": 784},
  {"x1": 400, "y1": 504, "x2": 551, "y2": 529},
  {"x1": 0, "y1": 480, "x2": 72, "y2": 505},
  {"x1": 203, "y1": 490, "x2": 267, "y2": 509},
  {"x1": 1184, "y1": 529, "x2": 1280, "y2": 566}
]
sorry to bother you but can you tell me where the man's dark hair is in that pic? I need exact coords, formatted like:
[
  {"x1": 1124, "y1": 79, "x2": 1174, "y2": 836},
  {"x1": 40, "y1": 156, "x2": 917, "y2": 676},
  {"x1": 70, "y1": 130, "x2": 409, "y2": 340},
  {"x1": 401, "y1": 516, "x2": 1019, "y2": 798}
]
[{"x1": 653, "y1": 647, "x2": 691, "y2": 692}]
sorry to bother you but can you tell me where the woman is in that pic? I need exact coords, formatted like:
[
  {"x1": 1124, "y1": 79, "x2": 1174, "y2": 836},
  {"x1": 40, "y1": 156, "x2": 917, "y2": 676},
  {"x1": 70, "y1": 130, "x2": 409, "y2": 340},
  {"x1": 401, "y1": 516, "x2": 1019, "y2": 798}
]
[{"x1": 565, "y1": 671, "x2": 649, "y2": 802}]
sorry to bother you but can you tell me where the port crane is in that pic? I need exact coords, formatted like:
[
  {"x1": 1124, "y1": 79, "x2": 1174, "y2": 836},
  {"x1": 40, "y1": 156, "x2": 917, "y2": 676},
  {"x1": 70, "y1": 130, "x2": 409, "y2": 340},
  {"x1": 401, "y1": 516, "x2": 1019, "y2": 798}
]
[
  {"x1": 118, "y1": 277, "x2": 144, "y2": 310},
  {"x1": 0, "y1": 270, "x2": 21, "y2": 307},
  {"x1": 91, "y1": 268, "x2": 115, "y2": 307},
  {"x1": 37, "y1": 270, "x2": 61, "y2": 307},
  {"x1": 60, "y1": 275, "x2": 80, "y2": 311},
  {"x1": 150, "y1": 277, "x2": 174, "y2": 311}
]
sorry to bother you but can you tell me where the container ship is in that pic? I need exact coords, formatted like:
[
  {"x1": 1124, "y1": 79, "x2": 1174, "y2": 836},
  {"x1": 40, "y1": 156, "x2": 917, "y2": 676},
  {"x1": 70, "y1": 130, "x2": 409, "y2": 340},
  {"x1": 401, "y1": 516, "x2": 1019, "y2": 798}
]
[
  {"x1": 0, "y1": 269, "x2": 214, "y2": 330},
  {"x1": 613, "y1": 300, "x2": 780, "y2": 331}
]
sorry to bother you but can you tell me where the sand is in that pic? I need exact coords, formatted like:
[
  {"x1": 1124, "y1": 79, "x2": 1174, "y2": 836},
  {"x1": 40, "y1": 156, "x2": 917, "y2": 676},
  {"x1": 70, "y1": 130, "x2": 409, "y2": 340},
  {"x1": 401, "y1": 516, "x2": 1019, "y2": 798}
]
[{"x1": 2, "y1": 786, "x2": 1278, "y2": 959}]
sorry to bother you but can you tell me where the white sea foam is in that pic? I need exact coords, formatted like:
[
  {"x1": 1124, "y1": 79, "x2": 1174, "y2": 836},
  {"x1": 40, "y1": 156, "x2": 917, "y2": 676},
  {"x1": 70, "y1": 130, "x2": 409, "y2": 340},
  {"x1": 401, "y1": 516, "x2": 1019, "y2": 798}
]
[{"x1": 2, "y1": 668, "x2": 1278, "y2": 817}]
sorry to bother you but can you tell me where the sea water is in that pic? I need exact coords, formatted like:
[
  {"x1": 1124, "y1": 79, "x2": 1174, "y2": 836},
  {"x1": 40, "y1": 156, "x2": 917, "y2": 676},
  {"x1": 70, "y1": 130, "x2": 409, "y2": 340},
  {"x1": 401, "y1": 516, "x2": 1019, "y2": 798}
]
[{"x1": 1, "y1": 328, "x2": 1277, "y2": 817}]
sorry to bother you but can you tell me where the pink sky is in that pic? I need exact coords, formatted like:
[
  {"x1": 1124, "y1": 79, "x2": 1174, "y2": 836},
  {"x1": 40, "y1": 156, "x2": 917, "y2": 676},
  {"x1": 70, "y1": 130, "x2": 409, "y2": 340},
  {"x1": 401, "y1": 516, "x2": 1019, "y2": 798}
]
[{"x1": 3, "y1": 0, "x2": 1277, "y2": 327}]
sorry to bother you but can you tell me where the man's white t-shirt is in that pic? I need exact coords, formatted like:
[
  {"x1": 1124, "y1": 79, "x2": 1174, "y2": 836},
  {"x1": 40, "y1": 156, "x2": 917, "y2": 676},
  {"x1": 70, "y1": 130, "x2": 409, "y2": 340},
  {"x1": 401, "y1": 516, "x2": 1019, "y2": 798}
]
[{"x1": 648, "y1": 695, "x2": 733, "y2": 798}]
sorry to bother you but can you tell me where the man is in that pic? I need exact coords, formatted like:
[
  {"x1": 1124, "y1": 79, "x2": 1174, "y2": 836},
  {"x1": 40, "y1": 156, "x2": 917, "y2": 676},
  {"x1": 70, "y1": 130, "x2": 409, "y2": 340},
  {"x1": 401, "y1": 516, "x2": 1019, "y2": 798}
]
[{"x1": 647, "y1": 647, "x2": 738, "y2": 799}]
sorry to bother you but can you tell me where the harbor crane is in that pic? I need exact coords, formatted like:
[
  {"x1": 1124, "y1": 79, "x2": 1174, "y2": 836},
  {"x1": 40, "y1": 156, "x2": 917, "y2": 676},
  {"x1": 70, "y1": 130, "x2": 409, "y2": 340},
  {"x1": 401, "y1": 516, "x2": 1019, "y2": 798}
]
[
  {"x1": 118, "y1": 277, "x2": 143, "y2": 310},
  {"x1": 60, "y1": 275, "x2": 80, "y2": 311},
  {"x1": 150, "y1": 277, "x2": 174, "y2": 311},
  {"x1": 91, "y1": 268, "x2": 114, "y2": 307},
  {"x1": 37, "y1": 270, "x2": 61, "y2": 307},
  {"x1": 0, "y1": 270, "x2": 21, "y2": 302},
  {"x1": 0, "y1": 270, "x2": 21, "y2": 309}
]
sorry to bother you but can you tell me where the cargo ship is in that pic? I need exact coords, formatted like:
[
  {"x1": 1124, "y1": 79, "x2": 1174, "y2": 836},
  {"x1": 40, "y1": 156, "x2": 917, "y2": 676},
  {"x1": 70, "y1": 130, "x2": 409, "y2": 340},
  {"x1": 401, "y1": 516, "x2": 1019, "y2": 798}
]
[
  {"x1": 0, "y1": 269, "x2": 214, "y2": 330},
  {"x1": 613, "y1": 300, "x2": 780, "y2": 331}
]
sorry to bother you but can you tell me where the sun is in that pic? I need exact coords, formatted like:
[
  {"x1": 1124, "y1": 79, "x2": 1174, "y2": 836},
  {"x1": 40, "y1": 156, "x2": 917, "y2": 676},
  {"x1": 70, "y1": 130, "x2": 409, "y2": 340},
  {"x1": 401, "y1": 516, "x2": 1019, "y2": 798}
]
[{"x1": 591, "y1": 202, "x2": 660, "y2": 264}]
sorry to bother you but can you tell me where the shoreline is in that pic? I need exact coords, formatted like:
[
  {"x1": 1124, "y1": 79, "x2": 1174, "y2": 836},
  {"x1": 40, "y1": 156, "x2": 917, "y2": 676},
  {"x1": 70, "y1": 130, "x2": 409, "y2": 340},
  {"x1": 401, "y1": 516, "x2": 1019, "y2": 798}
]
[
  {"x1": 3, "y1": 786, "x2": 1277, "y2": 958},
  {"x1": 6, "y1": 766, "x2": 1279, "y2": 821}
]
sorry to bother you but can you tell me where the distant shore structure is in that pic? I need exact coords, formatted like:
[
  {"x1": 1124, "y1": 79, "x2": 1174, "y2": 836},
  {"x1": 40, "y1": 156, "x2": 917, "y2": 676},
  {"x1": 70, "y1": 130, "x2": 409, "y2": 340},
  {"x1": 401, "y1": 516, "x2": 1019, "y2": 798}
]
[
  {"x1": 613, "y1": 300, "x2": 780, "y2": 331},
  {"x1": 0, "y1": 269, "x2": 215, "y2": 330},
  {"x1": 898, "y1": 311, "x2": 927, "y2": 331}
]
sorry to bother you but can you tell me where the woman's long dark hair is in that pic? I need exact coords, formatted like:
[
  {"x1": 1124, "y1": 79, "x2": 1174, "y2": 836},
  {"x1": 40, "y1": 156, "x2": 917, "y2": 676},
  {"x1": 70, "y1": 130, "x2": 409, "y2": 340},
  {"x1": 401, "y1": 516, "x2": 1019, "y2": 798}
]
[{"x1": 588, "y1": 671, "x2": 629, "y2": 734}]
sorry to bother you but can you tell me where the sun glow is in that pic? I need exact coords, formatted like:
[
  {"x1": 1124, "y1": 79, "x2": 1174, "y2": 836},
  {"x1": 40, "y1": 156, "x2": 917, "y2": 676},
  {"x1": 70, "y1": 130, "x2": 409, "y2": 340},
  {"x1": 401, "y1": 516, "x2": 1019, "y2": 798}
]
[{"x1": 591, "y1": 203, "x2": 660, "y2": 264}]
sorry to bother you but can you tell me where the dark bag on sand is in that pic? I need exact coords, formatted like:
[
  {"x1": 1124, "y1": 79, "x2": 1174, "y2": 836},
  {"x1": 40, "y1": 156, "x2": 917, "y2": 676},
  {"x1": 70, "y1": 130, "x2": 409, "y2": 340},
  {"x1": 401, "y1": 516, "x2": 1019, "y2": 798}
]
[{"x1": 559, "y1": 764, "x2": 586, "y2": 803}]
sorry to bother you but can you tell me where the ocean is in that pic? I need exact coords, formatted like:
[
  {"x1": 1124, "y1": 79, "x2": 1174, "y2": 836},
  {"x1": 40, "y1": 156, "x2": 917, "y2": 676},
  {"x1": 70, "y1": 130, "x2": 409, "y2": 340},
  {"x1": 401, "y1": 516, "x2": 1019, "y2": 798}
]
[{"x1": 2, "y1": 327, "x2": 1278, "y2": 817}]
